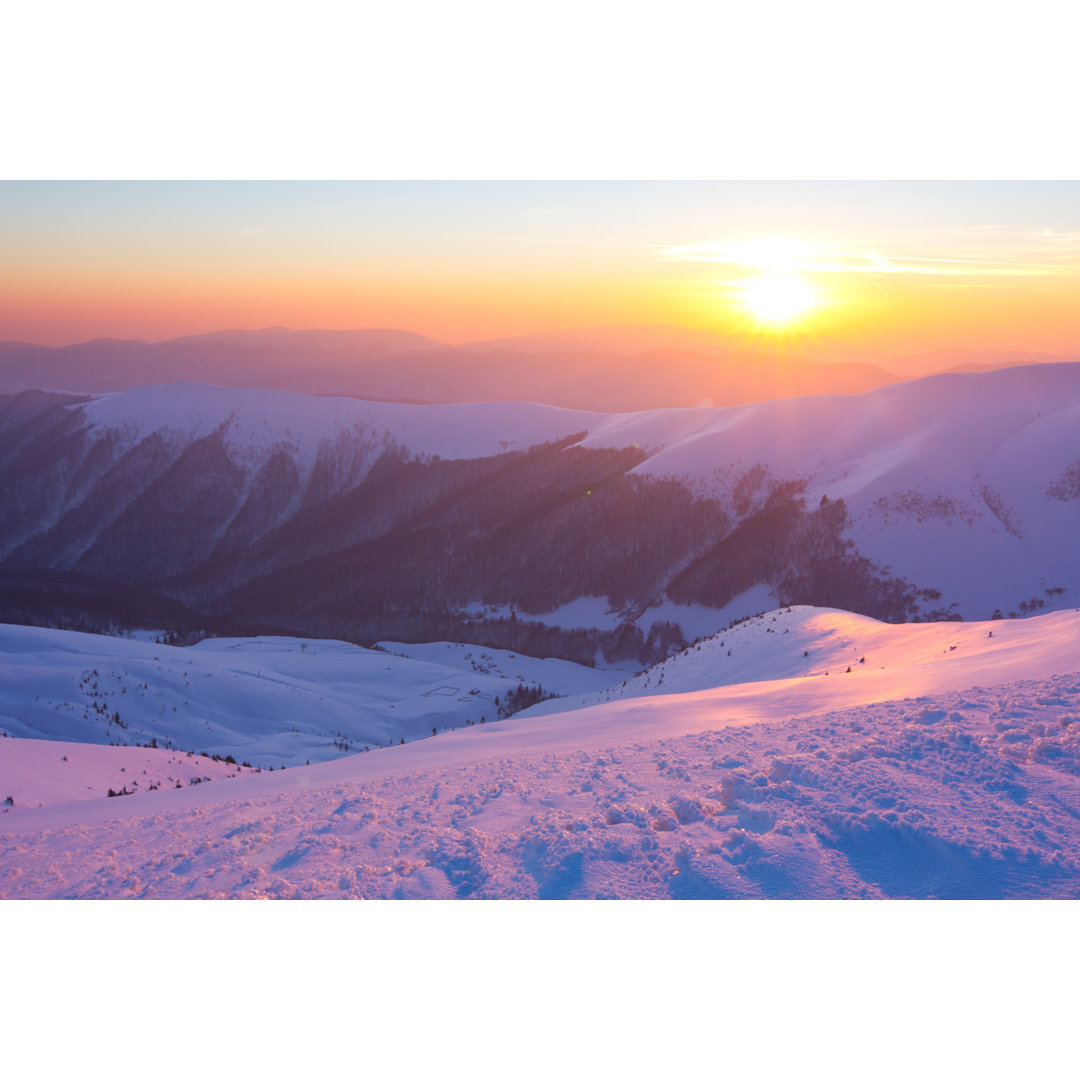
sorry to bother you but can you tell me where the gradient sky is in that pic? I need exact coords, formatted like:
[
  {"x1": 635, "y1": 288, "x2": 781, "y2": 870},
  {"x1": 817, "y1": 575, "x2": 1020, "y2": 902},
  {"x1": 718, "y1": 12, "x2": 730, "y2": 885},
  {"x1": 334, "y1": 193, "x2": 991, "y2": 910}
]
[{"x1": 2, "y1": 181, "x2": 1078, "y2": 356}]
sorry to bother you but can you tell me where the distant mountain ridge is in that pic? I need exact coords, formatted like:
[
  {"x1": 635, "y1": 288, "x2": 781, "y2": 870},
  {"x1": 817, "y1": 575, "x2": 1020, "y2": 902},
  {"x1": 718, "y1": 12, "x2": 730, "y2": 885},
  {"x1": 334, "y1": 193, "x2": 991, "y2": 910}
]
[
  {"x1": 0, "y1": 327, "x2": 448, "y2": 398},
  {"x1": 884, "y1": 347, "x2": 1079, "y2": 377},
  {"x1": 6, "y1": 324, "x2": 1076, "y2": 412},
  {"x1": 0, "y1": 324, "x2": 907, "y2": 410}
]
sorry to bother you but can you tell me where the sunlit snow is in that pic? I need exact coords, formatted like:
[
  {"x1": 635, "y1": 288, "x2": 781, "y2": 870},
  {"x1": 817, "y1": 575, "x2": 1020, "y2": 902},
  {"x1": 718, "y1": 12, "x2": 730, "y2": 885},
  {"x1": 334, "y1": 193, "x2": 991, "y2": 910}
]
[{"x1": 3, "y1": 607, "x2": 1079, "y2": 898}]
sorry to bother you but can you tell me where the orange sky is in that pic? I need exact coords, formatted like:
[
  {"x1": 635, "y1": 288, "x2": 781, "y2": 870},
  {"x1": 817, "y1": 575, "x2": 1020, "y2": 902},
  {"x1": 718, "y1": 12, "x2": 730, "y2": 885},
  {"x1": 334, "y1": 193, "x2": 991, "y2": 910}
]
[{"x1": 2, "y1": 182, "x2": 1078, "y2": 360}]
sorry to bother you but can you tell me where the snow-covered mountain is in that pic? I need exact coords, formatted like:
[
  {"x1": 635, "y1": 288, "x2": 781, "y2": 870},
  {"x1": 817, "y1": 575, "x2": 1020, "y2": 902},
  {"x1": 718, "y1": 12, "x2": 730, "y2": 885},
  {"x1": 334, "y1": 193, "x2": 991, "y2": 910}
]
[
  {"x1": 2, "y1": 364, "x2": 1078, "y2": 658},
  {"x1": 3, "y1": 605, "x2": 1079, "y2": 898}
]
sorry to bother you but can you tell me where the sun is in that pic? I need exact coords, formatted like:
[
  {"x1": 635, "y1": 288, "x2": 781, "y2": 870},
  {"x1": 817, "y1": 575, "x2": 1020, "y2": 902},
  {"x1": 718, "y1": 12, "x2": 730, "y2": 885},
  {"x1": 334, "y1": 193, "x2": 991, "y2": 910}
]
[{"x1": 738, "y1": 274, "x2": 820, "y2": 326}]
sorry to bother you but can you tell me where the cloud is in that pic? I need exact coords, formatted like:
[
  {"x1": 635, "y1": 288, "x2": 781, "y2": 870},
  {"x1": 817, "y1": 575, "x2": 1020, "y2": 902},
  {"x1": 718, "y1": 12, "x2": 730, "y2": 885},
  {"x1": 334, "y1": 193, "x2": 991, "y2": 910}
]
[{"x1": 655, "y1": 236, "x2": 1076, "y2": 277}]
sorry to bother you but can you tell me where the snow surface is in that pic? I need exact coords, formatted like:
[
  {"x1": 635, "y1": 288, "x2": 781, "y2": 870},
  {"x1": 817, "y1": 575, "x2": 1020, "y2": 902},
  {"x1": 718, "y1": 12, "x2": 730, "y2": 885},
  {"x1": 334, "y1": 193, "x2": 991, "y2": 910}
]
[
  {"x1": 3, "y1": 607, "x2": 1079, "y2": 898},
  {"x1": 526, "y1": 605, "x2": 1080, "y2": 716},
  {"x1": 0, "y1": 625, "x2": 619, "y2": 767},
  {"x1": 76, "y1": 382, "x2": 604, "y2": 473},
  {"x1": 0, "y1": 738, "x2": 250, "y2": 810},
  {"x1": 373, "y1": 639, "x2": 616, "y2": 693}
]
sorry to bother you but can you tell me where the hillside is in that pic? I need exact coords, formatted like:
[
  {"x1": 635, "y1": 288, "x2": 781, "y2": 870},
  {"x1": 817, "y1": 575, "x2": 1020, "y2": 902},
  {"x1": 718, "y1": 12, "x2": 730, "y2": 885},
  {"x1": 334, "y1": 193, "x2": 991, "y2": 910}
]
[
  {"x1": 0, "y1": 738, "x2": 251, "y2": 810},
  {"x1": 2, "y1": 606, "x2": 1079, "y2": 898},
  {"x1": 0, "y1": 623, "x2": 615, "y2": 768},
  {"x1": 528, "y1": 604, "x2": 1080, "y2": 714},
  {"x1": 2, "y1": 364, "x2": 1078, "y2": 658}
]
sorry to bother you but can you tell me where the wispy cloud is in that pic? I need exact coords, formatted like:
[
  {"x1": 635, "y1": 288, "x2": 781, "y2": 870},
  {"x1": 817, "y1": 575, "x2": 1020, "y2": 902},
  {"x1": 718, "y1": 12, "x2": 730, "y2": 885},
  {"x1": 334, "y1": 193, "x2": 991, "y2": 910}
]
[{"x1": 656, "y1": 236, "x2": 1077, "y2": 277}]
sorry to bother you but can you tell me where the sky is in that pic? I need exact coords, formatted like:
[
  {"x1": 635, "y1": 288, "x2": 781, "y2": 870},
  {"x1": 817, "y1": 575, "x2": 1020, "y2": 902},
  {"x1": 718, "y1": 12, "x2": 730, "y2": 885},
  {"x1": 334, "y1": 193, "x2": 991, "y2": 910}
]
[{"x1": 2, "y1": 180, "x2": 1079, "y2": 359}]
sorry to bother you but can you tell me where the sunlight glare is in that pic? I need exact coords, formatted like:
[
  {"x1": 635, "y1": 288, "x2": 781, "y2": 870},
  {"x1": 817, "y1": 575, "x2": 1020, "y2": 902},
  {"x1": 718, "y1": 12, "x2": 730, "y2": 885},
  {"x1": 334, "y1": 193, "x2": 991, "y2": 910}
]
[{"x1": 738, "y1": 274, "x2": 820, "y2": 326}]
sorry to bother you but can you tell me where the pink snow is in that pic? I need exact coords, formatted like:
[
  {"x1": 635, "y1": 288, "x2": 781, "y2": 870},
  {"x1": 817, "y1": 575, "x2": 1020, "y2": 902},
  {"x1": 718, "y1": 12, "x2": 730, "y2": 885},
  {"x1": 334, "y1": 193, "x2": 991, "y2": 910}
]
[{"x1": 2, "y1": 606, "x2": 1079, "y2": 898}]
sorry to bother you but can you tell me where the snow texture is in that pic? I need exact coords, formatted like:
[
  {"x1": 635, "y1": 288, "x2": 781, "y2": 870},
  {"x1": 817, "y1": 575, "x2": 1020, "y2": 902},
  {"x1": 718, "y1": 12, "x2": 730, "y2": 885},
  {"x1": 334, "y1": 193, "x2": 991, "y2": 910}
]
[
  {"x1": 0, "y1": 626, "x2": 618, "y2": 768},
  {"x1": 3, "y1": 607, "x2": 1079, "y2": 898}
]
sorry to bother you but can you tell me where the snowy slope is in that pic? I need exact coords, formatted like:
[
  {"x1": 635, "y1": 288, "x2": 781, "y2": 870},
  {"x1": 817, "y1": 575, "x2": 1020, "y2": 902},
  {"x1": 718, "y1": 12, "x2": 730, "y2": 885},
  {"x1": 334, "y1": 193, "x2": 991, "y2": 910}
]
[
  {"x1": 526, "y1": 605, "x2": 1080, "y2": 714},
  {"x1": 0, "y1": 738, "x2": 251, "y2": 810},
  {"x1": 2, "y1": 606, "x2": 1079, "y2": 898},
  {"x1": 3, "y1": 363, "x2": 1079, "y2": 639},
  {"x1": 0, "y1": 625, "x2": 619, "y2": 767},
  {"x1": 76, "y1": 381, "x2": 604, "y2": 474},
  {"x1": 582, "y1": 364, "x2": 1080, "y2": 617},
  {"x1": 57, "y1": 360, "x2": 1080, "y2": 498},
  {"x1": 374, "y1": 639, "x2": 619, "y2": 689},
  {"x1": 63, "y1": 363, "x2": 1080, "y2": 619}
]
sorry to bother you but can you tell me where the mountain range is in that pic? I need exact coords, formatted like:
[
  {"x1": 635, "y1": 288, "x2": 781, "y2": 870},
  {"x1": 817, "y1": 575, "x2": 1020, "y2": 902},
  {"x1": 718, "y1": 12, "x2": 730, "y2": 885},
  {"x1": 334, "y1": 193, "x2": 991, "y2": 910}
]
[
  {"x1": 4, "y1": 324, "x2": 1075, "y2": 411},
  {"x1": 2, "y1": 362, "x2": 1078, "y2": 664}
]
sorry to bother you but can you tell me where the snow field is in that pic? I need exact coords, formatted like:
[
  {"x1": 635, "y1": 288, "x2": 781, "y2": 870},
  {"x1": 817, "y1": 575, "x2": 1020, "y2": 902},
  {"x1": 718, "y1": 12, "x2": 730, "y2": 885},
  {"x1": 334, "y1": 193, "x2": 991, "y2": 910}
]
[
  {"x1": 2, "y1": 606, "x2": 1079, "y2": 898},
  {"x1": 0, "y1": 738, "x2": 250, "y2": 810},
  {"x1": 0, "y1": 626, "x2": 620, "y2": 770},
  {"x1": 528, "y1": 605, "x2": 1080, "y2": 715},
  {"x1": 2, "y1": 674, "x2": 1078, "y2": 898}
]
